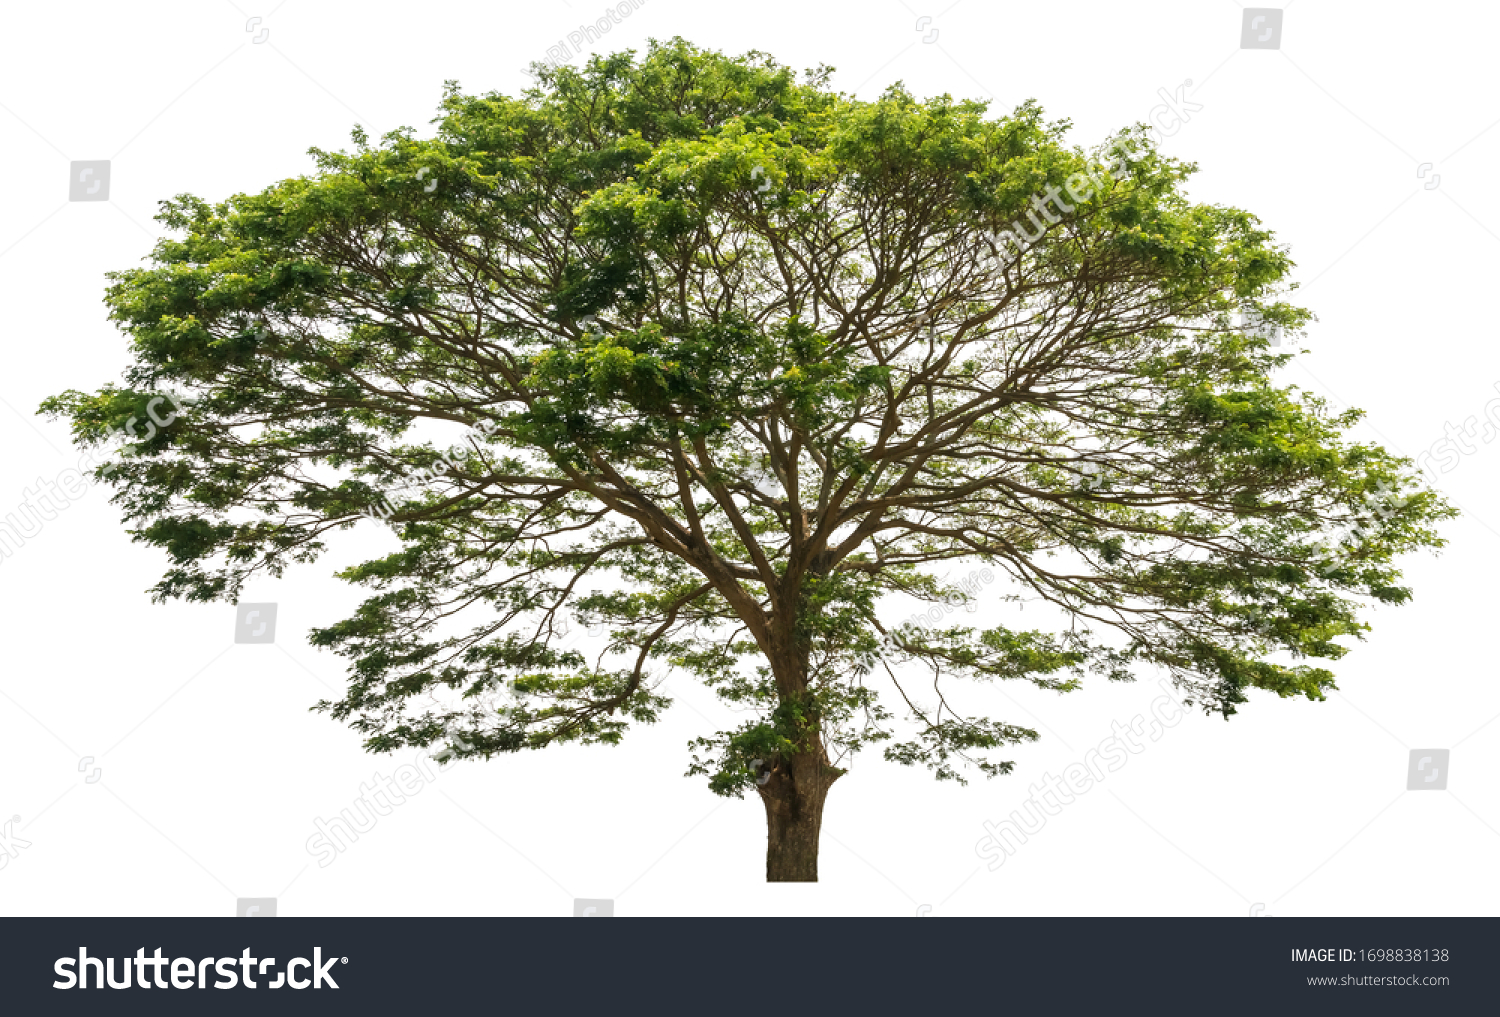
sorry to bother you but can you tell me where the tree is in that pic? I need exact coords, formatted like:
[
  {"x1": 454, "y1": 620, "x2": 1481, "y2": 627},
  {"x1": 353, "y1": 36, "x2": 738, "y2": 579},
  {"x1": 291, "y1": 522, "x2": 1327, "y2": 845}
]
[{"x1": 43, "y1": 38, "x2": 1452, "y2": 882}]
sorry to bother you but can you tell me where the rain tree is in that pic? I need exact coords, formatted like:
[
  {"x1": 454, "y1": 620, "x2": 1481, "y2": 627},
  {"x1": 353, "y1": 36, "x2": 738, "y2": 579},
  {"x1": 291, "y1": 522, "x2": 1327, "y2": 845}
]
[{"x1": 43, "y1": 38, "x2": 1451, "y2": 881}]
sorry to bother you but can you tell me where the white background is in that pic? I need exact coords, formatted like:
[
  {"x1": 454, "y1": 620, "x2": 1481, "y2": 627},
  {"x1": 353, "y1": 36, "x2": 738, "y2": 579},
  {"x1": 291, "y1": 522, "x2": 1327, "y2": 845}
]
[{"x1": 0, "y1": 0, "x2": 1496, "y2": 917}]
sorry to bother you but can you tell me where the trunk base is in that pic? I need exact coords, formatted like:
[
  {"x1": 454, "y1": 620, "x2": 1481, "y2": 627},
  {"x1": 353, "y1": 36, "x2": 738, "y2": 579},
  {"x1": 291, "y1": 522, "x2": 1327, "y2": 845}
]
[{"x1": 759, "y1": 753, "x2": 841, "y2": 882}]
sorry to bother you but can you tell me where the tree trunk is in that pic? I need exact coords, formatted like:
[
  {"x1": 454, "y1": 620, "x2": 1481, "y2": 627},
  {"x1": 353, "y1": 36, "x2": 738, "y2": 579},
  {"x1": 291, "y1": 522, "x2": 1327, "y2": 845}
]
[{"x1": 758, "y1": 750, "x2": 841, "y2": 881}]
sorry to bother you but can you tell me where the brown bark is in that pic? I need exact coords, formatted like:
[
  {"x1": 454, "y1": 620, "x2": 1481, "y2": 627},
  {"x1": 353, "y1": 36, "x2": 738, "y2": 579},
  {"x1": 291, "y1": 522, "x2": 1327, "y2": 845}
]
[
  {"x1": 757, "y1": 748, "x2": 842, "y2": 882},
  {"x1": 754, "y1": 590, "x2": 844, "y2": 880}
]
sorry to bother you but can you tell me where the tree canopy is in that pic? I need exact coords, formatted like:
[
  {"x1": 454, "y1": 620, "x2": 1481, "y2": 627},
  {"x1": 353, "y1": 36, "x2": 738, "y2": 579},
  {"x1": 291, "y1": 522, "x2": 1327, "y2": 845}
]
[{"x1": 42, "y1": 38, "x2": 1452, "y2": 880}]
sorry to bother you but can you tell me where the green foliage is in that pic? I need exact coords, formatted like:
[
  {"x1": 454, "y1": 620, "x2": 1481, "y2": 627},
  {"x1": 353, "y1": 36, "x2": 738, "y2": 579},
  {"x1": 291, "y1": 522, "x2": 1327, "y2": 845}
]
[{"x1": 42, "y1": 38, "x2": 1453, "y2": 800}]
